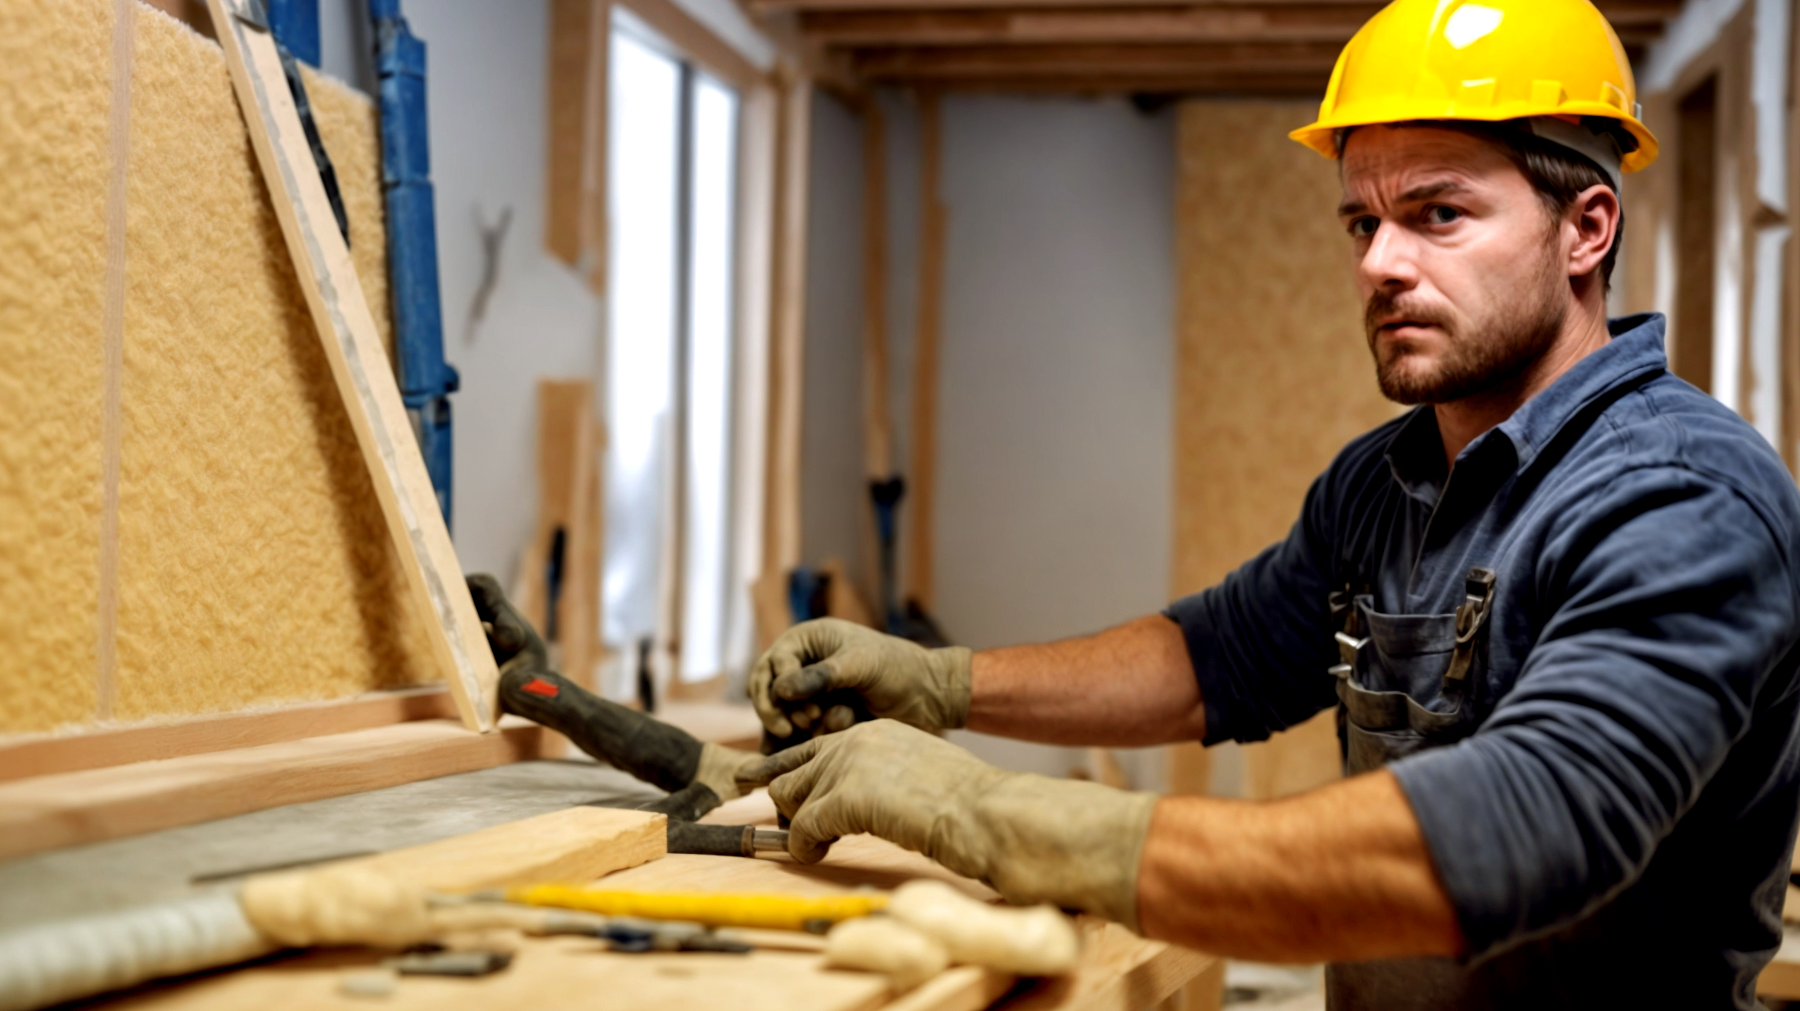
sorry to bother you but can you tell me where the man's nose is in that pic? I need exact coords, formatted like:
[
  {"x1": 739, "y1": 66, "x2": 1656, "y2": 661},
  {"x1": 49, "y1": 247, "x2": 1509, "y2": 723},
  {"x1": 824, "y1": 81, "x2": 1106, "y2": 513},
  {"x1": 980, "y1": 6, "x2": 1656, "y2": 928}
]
[{"x1": 1359, "y1": 221, "x2": 1419, "y2": 291}]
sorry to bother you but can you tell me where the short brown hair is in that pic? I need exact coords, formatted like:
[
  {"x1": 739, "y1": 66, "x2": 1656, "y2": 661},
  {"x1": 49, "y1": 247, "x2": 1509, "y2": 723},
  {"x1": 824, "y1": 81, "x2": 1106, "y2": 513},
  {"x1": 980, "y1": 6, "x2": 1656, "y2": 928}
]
[{"x1": 1342, "y1": 121, "x2": 1624, "y2": 289}]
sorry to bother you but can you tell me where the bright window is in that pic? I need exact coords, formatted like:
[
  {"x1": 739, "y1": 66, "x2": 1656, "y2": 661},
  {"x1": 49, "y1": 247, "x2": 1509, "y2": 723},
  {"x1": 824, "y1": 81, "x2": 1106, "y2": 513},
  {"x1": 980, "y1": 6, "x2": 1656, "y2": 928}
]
[
  {"x1": 604, "y1": 19, "x2": 744, "y2": 690},
  {"x1": 679, "y1": 76, "x2": 740, "y2": 681}
]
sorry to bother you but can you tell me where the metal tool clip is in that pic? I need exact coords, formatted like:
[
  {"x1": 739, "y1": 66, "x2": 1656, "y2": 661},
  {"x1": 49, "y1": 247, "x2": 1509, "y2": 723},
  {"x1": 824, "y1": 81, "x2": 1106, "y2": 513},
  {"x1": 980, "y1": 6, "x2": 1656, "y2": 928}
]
[
  {"x1": 1330, "y1": 631, "x2": 1369, "y2": 680},
  {"x1": 1443, "y1": 567, "x2": 1497, "y2": 685}
]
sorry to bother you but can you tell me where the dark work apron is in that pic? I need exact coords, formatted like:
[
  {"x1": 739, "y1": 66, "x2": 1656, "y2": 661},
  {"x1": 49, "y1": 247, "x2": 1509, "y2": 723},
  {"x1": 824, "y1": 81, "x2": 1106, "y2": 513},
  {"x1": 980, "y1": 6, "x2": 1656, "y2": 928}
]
[{"x1": 1325, "y1": 568, "x2": 1502, "y2": 1011}]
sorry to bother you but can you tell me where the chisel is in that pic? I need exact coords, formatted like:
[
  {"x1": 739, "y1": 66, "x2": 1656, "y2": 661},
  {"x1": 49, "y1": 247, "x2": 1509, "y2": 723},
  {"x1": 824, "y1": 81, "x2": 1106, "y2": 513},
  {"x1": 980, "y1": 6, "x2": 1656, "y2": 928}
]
[{"x1": 496, "y1": 668, "x2": 780, "y2": 856}]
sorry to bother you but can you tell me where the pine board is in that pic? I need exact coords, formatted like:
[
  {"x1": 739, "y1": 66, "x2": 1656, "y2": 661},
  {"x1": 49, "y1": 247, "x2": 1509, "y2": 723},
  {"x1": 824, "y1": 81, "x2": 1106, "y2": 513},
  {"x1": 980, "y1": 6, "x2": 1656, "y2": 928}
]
[
  {"x1": 97, "y1": 792, "x2": 1216, "y2": 1011},
  {"x1": 0, "y1": 717, "x2": 548, "y2": 861},
  {"x1": 334, "y1": 806, "x2": 665, "y2": 892}
]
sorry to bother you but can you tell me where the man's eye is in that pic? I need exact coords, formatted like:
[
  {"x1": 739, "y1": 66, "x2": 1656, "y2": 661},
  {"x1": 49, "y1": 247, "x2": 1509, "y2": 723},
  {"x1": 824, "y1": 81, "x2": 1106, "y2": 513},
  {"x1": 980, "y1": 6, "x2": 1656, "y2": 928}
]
[
  {"x1": 1425, "y1": 205, "x2": 1462, "y2": 225},
  {"x1": 1348, "y1": 217, "x2": 1378, "y2": 238}
]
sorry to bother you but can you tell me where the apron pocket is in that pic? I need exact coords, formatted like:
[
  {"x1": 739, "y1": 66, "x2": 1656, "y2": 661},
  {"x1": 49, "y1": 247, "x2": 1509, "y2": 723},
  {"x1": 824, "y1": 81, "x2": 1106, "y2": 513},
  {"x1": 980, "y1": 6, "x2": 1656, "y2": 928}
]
[{"x1": 1345, "y1": 720, "x2": 1435, "y2": 769}]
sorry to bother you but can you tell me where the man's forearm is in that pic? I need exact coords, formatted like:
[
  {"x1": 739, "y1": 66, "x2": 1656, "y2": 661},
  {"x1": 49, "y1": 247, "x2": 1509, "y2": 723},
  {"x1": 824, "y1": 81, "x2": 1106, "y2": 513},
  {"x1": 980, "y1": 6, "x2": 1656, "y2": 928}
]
[
  {"x1": 964, "y1": 615, "x2": 1207, "y2": 746},
  {"x1": 1137, "y1": 769, "x2": 1462, "y2": 962}
]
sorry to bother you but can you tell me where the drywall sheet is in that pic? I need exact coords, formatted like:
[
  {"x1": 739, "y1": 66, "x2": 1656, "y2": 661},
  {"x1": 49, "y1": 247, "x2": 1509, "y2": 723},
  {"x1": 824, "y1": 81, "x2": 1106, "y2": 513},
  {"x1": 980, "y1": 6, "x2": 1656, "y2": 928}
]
[
  {"x1": 0, "y1": 0, "x2": 435, "y2": 733},
  {"x1": 1174, "y1": 100, "x2": 1400, "y2": 796}
]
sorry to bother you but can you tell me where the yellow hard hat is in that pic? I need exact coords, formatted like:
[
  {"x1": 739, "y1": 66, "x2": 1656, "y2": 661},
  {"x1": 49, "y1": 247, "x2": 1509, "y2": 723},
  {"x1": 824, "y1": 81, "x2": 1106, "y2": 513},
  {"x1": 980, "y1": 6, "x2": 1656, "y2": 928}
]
[{"x1": 1290, "y1": 0, "x2": 1658, "y2": 174}]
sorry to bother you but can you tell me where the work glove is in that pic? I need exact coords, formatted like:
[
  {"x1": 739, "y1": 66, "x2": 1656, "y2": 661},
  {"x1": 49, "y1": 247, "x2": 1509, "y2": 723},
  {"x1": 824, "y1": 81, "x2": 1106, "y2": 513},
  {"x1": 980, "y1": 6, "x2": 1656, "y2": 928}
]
[
  {"x1": 741, "y1": 719, "x2": 1158, "y2": 931},
  {"x1": 466, "y1": 573, "x2": 761, "y2": 804},
  {"x1": 467, "y1": 573, "x2": 549, "y2": 679},
  {"x1": 749, "y1": 618, "x2": 974, "y2": 741}
]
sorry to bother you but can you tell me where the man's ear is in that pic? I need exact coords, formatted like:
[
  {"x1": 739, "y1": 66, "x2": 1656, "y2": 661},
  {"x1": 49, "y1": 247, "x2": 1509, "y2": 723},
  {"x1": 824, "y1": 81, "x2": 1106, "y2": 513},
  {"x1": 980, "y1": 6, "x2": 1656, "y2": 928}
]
[{"x1": 1566, "y1": 183, "x2": 1620, "y2": 280}]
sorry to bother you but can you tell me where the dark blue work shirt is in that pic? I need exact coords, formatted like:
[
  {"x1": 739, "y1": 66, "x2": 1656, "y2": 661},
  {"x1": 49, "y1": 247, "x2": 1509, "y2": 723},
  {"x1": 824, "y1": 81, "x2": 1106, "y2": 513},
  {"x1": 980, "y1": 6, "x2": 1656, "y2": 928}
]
[{"x1": 1166, "y1": 314, "x2": 1800, "y2": 1006}]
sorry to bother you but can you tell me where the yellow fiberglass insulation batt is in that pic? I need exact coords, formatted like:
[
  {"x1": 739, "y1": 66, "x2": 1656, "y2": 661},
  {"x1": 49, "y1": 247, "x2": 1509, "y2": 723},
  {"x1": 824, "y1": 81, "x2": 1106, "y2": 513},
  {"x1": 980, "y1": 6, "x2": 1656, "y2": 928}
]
[{"x1": 0, "y1": 0, "x2": 438, "y2": 733}]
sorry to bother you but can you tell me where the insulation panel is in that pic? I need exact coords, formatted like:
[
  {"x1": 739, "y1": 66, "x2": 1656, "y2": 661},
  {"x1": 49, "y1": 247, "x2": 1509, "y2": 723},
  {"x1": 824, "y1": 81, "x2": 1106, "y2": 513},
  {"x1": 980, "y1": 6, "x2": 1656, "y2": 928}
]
[
  {"x1": 0, "y1": 0, "x2": 437, "y2": 734},
  {"x1": 1174, "y1": 100, "x2": 1401, "y2": 797}
]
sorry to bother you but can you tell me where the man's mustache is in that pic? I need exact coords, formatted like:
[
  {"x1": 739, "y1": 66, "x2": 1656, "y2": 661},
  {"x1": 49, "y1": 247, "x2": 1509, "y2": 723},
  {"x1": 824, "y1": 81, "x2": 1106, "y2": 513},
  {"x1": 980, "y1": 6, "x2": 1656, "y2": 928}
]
[{"x1": 1363, "y1": 292, "x2": 1453, "y2": 338}]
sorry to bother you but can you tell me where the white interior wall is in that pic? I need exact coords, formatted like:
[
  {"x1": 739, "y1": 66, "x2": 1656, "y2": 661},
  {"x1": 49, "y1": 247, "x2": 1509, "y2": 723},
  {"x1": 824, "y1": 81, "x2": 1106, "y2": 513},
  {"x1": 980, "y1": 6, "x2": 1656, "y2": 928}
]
[
  {"x1": 316, "y1": 2, "x2": 777, "y2": 592},
  {"x1": 314, "y1": 0, "x2": 605, "y2": 582}
]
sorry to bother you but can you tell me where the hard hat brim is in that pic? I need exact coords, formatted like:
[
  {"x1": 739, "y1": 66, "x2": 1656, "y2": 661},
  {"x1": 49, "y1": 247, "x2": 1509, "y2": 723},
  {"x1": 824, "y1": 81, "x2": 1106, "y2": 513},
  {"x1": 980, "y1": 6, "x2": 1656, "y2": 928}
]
[{"x1": 1289, "y1": 105, "x2": 1657, "y2": 174}]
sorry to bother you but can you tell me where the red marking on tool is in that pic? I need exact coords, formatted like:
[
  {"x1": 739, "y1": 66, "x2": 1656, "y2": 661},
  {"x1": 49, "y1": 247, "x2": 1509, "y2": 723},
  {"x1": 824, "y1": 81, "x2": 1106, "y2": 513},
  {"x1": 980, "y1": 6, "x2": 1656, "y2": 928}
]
[{"x1": 523, "y1": 677, "x2": 560, "y2": 698}]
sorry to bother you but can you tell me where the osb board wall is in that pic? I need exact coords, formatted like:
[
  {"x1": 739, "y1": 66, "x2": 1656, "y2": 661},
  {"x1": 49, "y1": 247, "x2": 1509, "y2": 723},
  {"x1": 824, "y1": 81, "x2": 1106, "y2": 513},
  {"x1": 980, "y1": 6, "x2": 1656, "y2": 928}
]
[
  {"x1": 0, "y1": 0, "x2": 436, "y2": 734},
  {"x1": 1173, "y1": 100, "x2": 1401, "y2": 799}
]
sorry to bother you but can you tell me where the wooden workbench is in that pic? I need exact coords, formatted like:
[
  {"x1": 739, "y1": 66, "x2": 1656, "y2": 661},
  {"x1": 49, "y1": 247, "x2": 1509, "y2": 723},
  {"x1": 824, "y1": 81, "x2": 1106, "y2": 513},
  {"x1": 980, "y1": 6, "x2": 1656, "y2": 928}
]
[{"x1": 95, "y1": 792, "x2": 1223, "y2": 1011}]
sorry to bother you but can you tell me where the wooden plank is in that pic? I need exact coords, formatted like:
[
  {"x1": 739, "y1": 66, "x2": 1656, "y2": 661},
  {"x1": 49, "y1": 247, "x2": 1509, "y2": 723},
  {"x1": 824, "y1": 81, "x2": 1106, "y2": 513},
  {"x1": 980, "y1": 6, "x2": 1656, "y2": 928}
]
[
  {"x1": 754, "y1": 0, "x2": 1680, "y2": 12},
  {"x1": 885, "y1": 966, "x2": 1014, "y2": 1011},
  {"x1": 845, "y1": 73, "x2": 1331, "y2": 95},
  {"x1": 765, "y1": 71, "x2": 813, "y2": 579},
  {"x1": 851, "y1": 40, "x2": 1341, "y2": 81},
  {"x1": 519, "y1": 380, "x2": 603, "y2": 689},
  {"x1": 0, "y1": 717, "x2": 548, "y2": 862},
  {"x1": 205, "y1": 0, "x2": 500, "y2": 733},
  {"x1": 0, "y1": 687, "x2": 456, "y2": 784},
  {"x1": 619, "y1": 0, "x2": 766, "y2": 89},
  {"x1": 801, "y1": 5, "x2": 1377, "y2": 46},
  {"x1": 734, "y1": 82, "x2": 781, "y2": 652},
  {"x1": 904, "y1": 92, "x2": 944, "y2": 611},
  {"x1": 337, "y1": 806, "x2": 666, "y2": 891},
  {"x1": 999, "y1": 921, "x2": 1212, "y2": 1011},
  {"x1": 99, "y1": 791, "x2": 1216, "y2": 1011},
  {"x1": 543, "y1": 0, "x2": 612, "y2": 292},
  {"x1": 600, "y1": 829, "x2": 1215, "y2": 1011},
  {"x1": 546, "y1": 0, "x2": 595, "y2": 266},
  {"x1": 105, "y1": 937, "x2": 896, "y2": 1011},
  {"x1": 1760, "y1": 928, "x2": 1800, "y2": 999}
]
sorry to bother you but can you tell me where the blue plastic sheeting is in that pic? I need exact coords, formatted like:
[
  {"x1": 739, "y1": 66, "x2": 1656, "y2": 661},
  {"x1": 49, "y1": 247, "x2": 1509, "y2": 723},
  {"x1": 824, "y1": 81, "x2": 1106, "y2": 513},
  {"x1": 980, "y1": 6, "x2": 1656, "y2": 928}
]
[
  {"x1": 267, "y1": 0, "x2": 320, "y2": 66},
  {"x1": 371, "y1": 0, "x2": 458, "y2": 527}
]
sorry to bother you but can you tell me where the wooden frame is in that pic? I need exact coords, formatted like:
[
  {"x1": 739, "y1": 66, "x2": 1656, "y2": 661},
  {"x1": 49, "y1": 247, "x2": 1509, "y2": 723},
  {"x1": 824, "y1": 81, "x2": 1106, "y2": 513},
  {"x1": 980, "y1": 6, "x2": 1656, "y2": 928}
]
[
  {"x1": 515, "y1": 380, "x2": 605, "y2": 693},
  {"x1": 618, "y1": 0, "x2": 764, "y2": 90},
  {"x1": 206, "y1": 0, "x2": 501, "y2": 733},
  {"x1": 546, "y1": 0, "x2": 612, "y2": 295},
  {"x1": 764, "y1": 68, "x2": 813, "y2": 585},
  {"x1": 0, "y1": 687, "x2": 457, "y2": 784},
  {"x1": 0, "y1": 0, "x2": 794, "y2": 867},
  {"x1": 0, "y1": 716, "x2": 552, "y2": 862}
]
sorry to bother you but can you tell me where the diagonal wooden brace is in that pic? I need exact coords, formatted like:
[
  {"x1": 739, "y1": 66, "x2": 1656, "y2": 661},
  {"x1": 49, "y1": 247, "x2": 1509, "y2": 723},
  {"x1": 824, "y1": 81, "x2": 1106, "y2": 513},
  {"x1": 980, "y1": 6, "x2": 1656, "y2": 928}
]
[{"x1": 206, "y1": 0, "x2": 499, "y2": 732}]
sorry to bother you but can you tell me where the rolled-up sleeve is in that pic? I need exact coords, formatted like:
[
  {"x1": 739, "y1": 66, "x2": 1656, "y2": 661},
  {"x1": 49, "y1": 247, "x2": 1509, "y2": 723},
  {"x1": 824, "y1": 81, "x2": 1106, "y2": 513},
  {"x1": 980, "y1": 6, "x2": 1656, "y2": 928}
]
[
  {"x1": 1390, "y1": 467, "x2": 1799, "y2": 958},
  {"x1": 1164, "y1": 471, "x2": 1343, "y2": 746}
]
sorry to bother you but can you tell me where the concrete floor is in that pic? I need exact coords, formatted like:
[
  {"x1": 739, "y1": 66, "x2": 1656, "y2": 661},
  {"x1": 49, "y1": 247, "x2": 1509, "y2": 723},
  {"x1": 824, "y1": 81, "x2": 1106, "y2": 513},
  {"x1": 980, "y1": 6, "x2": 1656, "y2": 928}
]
[{"x1": 0, "y1": 758, "x2": 664, "y2": 931}]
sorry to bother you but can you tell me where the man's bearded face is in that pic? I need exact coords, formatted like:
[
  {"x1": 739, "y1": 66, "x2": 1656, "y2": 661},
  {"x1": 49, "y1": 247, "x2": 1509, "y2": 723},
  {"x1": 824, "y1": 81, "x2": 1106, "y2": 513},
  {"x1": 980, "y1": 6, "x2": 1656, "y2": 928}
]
[{"x1": 1339, "y1": 127, "x2": 1573, "y2": 406}]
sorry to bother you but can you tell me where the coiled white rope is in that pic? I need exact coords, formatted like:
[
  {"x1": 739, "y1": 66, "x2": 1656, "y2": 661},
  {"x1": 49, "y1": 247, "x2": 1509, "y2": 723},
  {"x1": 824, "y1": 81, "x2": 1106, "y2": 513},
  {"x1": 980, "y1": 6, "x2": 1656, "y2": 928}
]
[{"x1": 0, "y1": 892, "x2": 272, "y2": 1011}]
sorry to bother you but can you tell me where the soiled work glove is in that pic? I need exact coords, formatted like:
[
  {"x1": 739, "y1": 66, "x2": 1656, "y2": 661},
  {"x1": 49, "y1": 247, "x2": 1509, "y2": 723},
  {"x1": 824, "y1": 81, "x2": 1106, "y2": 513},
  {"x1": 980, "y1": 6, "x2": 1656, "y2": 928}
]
[
  {"x1": 741, "y1": 720, "x2": 1158, "y2": 930},
  {"x1": 467, "y1": 573, "x2": 760, "y2": 802},
  {"x1": 467, "y1": 573, "x2": 547, "y2": 679},
  {"x1": 749, "y1": 618, "x2": 973, "y2": 741}
]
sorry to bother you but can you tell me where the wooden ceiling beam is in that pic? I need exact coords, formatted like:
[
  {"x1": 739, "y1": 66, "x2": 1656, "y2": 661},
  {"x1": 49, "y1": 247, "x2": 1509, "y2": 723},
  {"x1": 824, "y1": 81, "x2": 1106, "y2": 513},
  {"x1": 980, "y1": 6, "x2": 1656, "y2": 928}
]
[
  {"x1": 756, "y1": 0, "x2": 1681, "y2": 18},
  {"x1": 903, "y1": 71, "x2": 1331, "y2": 92},
  {"x1": 801, "y1": 5, "x2": 1376, "y2": 45},
  {"x1": 851, "y1": 39, "x2": 1340, "y2": 79}
]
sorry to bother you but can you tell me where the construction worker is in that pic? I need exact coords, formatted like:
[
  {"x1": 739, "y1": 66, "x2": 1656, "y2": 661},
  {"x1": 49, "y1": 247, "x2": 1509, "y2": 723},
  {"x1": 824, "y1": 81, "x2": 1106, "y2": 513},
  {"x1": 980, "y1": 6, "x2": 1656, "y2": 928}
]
[{"x1": 741, "y1": 0, "x2": 1800, "y2": 1005}]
